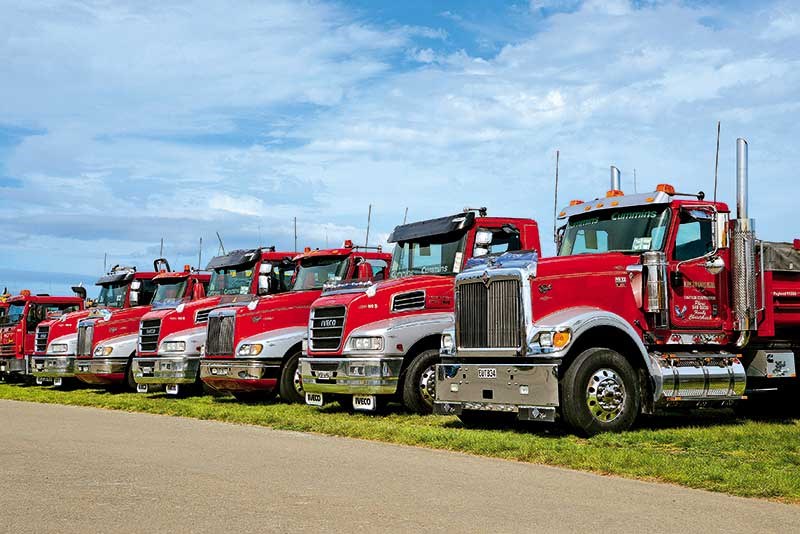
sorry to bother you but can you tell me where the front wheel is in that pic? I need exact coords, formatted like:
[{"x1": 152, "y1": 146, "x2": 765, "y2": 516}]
[
  {"x1": 401, "y1": 349, "x2": 439, "y2": 414},
  {"x1": 561, "y1": 347, "x2": 640, "y2": 436},
  {"x1": 125, "y1": 357, "x2": 138, "y2": 392},
  {"x1": 278, "y1": 350, "x2": 304, "y2": 403}
]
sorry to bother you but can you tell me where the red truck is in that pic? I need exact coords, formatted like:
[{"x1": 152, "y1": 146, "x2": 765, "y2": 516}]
[
  {"x1": 74, "y1": 260, "x2": 209, "y2": 390},
  {"x1": 435, "y1": 138, "x2": 800, "y2": 435},
  {"x1": 300, "y1": 211, "x2": 541, "y2": 413},
  {"x1": 0, "y1": 291, "x2": 84, "y2": 379},
  {"x1": 131, "y1": 248, "x2": 296, "y2": 395},
  {"x1": 200, "y1": 241, "x2": 392, "y2": 402}
]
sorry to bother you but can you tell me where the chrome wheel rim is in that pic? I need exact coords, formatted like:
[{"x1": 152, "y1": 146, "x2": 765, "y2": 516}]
[
  {"x1": 586, "y1": 368, "x2": 626, "y2": 423},
  {"x1": 418, "y1": 364, "x2": 437, "y2": 407},
  {"x1": 293, "y1": 366, "x2": 304, "y2": 395}
]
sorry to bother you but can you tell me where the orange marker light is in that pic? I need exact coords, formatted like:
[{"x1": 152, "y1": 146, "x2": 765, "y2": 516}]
[
  {"x1": 569, "y1": 200, "x2": 584, "y2": 206},
  {"x1": 343, "y1": 240, "x2": 354, "y2": 248},
  {"x1": 611, "y1": 201, "x2": 620, "y2": 206},
  {"x1": 304, "y1": 246, "x2": 312, "y2": 253},
  {"x1": 20, "y1": 289, "x2": 31, "y2": 297},
  {"x1": 645, "y1": 197, "x2": 655, "y2": 203},
  {"x1": 583, "y1": 205, "x2": 592, "y2": 211},
  {"x1": 606, "y1": 189, "x2": 624, "y2": 197},
  {"x1": 656, "y1": 183, "x2": 675, "y2": 194},
  {"x1": 596, "y1": 203, "x2": 604, "y2": 208},
  {"x1": 558, "y1": 211, "x2": 566, "y2": 217},
  {"x1": 553, "y1": 331, "x2": 571, "y2": 348}
]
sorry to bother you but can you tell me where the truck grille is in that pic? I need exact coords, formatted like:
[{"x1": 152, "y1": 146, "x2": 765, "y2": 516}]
[
  {"x1": 76, "y1": 324, "x2": 94, "y2": 356},
  {"x1": 456, "y1": 278, "x2": 522, "y2": 349},
  {"x1": 0, "y1": 343, "x2": 14, "y2": 357},
  {"x1": 310, "y1": 306, "x2": 346, "y2": 351},
  {"x1": 206, "y1": 314, "x2": 235, "y2": 356},
  {"x1": 392, "y1": 290, "x2": 426, "y2": 312},
  {"x1": 195, "y1": 309, "x2": 212, "y2": 324},
  {"x1": 36, "y1": 325, "x2": 50, "y2": 353},
  {"x1": 138, "y1": 319, "x2": 161, "y2": 353}
]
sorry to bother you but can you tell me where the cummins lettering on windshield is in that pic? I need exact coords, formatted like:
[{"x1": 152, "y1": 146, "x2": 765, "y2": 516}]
[{"x1": 559, "y1": 207, "x2": 670, "y2": 255}]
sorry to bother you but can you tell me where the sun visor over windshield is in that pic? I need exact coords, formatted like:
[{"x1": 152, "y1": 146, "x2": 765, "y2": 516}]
[
  {"x1": 206, "y1": 249, "x2": 260, "y2": 270},
  {"x1": 388, "y1": 212, "x2": 475, "y2": 243},
  {"x1": 95, "y1": 272, "x2": 134, "y2": 285}
]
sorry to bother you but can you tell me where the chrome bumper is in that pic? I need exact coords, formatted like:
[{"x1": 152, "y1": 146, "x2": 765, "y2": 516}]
[
  {"x1": 433, "y1": 362, "x2": 560, "y2": 422},
  {"x1": 31, "y1": 356, "x2": 76, "y2": 378},
  {"x1": 299, "y1": 357, "x2": 404, "y2": 395},
  {"x1": 199, "y1": 359, "x2": 279, "y2": 393},
  {"x1": 0, "y1": 356, "x2": 27, "y2": 374},
  {"x1": 133, "y1": 356, "x2": 199, "y2": 385},
  {"x1": 74, "y1": 358, "x2": 127, "y2": 384}
]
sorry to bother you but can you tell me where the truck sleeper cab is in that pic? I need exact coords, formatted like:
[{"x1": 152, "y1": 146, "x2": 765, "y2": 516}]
[
  {"x1": 0, "y1": 292, "x2": 84, "y2": 378},
  {"x1": 300, "y1": 211, "x2": 541, "y2": 414},
  {"x1": 131, "y1": 248, "x2": 295, "y2": 395},
  {"x1": 436, "y1": 139, "x2": 800, "y2": 435},
  {"x1": 74, "y1": 260, "x2": 206, "y2": 390},
  {"x1": 200, "y1": 242, "x2": 391, "y2": 402}
]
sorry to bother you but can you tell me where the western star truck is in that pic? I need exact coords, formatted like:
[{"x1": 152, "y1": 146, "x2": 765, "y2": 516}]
[
  {"x1": 300, "y1": 211, "x2": 541, "y2": 413},
  {"x1": 73, "y1": 260, "x2": 209, "y2": 390},
  {"x1": 200, "y1": 241, "x2": 392, "y2": 402},
  {"x1": 0, "y1": 291, "x2": 84, "y2": 379},
  {"x1": 435, "y1": 138, "x2": 800, "y2": 435},
  {"x1": 131, "y1": 248, "x2": 296, "y2": 395}
]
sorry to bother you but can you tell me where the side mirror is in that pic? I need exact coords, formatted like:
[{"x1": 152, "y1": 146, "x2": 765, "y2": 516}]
[
  {"x1": 129, "y1": 291, "x2": 139, "y2": 306},
  {"x1": 131, "y1": 280, "x2": 142, "y2": 290},
  {"x1": 714, "y1": 212, "x2": 730, "y2": 249},
  {"x1": 475, "y1": 230, "x2": 493, "y2": 246},
  {"x1": 257, "y1": 274, "x2": 272, "y2": 296},
  {"x1": 473, "y1": 247, "x2": 489, "y2": 257},
  {"x1": 705, "y1": 256, "x2": 725, "y2": 275},
  {"x1": 357, "y1": 262, "x2": 373, "y2": 280},
  {"x1": 259, "y1": 263, "x2": 273, "y2": 275},
  {"x1": 192, "y1": 282, "x2": 206, "y2": 300}
]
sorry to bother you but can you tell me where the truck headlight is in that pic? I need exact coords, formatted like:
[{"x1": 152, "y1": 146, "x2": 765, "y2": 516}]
[
  {"x1": 441, "y1": 333, "x2": 454, "y2": 350},
  {"x1": 50, "y1": 344, "x2": 69, "y2": 354},
  {"x1": 537, "y1": 329, "x2": 571, "y2": 349},
  {"x1": 238, "y1": 344, "x2": 263, "y2": 356},
  {"x1": 94, "y1": 346, "x2": 113, "y2": 357},
  {"x1": 349, "y1": 337, "x2": 383, "y2": 351},
  {"x1": 162, "y1": 341, "x2": 186, "y2": 353}
]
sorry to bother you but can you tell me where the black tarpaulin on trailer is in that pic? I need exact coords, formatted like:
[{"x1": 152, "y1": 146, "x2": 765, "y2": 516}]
[
  {"x1": 762, "y1": 241, "x2": 800, "y2": 272},
  {"x1": 388, "y1": 212, "x2": 476, "y2": 243},
  {"x1": 205, "y1": 249, "x2": 260, "y2": 270}
]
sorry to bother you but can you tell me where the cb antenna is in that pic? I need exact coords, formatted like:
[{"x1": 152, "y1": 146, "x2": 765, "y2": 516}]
[
  {"x1": 403, "y1": 207, "x2": 408, "y2": 224},
  {"x1": 160, "y1": 237, "x2": 164, "y2": 257},
  {"x1": 365, "y1": 204, "x2": 372, "y2": 247},
  {"x1": 216, "y1": 232, "x2": 226, "y2": 255},
  {"x1": 633, "y1": 168, "x2": 638, "y2": 193},
  {"x1": 293, "y1": 217, "x2": 297, "y2": 252},
  {"x1": 198, "y1": 237, "x2": 203, "y2": 270},
  {"x1": 713, "y1": 120, "x2": 721, "y2": 204},
  {"x1": 552, "y1": 149, "x2": 560, "y2": 245}
]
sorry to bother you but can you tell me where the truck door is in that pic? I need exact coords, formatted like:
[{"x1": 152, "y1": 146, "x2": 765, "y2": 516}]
[
  {"x1": 471, "y1": 225, "x2": 522, "y2": 260},
  {"x1": 668, "y1": 208, "x2": 724, "y2": 330}
]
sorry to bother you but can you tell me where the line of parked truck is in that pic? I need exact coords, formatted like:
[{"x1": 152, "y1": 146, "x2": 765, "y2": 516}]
[{"x1": 1, "y1": 138, "x2": 798, "y2": 435}]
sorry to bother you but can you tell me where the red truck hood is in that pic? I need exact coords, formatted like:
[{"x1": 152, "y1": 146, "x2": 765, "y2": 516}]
[
  {"x1": 87, "y1": 306, "x2": 153, "y2": 349},
  {"x1": 535, "y1": 252, "x2": 640, "y2": 279},
  {"x1": 33, "y1": 309, "x2": 95, "y2": 355}
]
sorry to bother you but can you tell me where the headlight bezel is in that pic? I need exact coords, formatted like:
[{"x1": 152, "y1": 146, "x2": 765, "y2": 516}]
[
  {"x1": 93, "y1": 346, "x2": 113, "y2": 357},
  {"x1": 237, "y1": 343, "x2": 264, "y2": 356},
  {"x1": 50, "y1": 343, "x2": 69, "y2": 354},
  {"x1": 348, "y1": 336, "x2": 384, "y2": 352},
  {"x1": 162, "y1": 341, "x2": 187, "y2": 353}
]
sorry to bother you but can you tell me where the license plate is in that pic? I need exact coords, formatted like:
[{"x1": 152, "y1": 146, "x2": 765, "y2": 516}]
[
  {"x1": 305, "y1": 392, "x2": 323, "y2": 406},
  {"x1": 478, "y1": 368, "x2": 497, "y2": 379},
  {"x1": 142, "y1": 367, "x2": 153, "y2": 375},
  {"x1": 352, "y1": 394, "x2": 376, "y2": 411},
  {"x1": 316, "y1": 370, "x2": 332, "y2": 380},
  {"x1": 211, "y1": 367, "x2": 228, "y2": 376}
]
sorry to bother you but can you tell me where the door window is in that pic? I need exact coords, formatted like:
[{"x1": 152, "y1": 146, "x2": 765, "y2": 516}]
[
  {"x1": 674, "y1": 210, "x2": 714, "y2": 261},
  {"x1": 473, "y1": 227, "x2": 522, "y2": 257}
]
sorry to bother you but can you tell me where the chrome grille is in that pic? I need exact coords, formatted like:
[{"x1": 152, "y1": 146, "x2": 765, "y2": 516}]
[
  {"x1": 76, "y1": 324, "x2": 94, "y2": 356},
  {"x1": 310, "y1": 306, "x2": 346, "y2": 351},
  {"x1": 195, "y1": 309, "x2": 212, "y2": 324},
  {"x1": 36, "y1": 325, "x2": 50, "y2": 353},
  {"x1": 206, "y1": 314, "x2": 235, "y2": 356},
  {"x1": 138, "y1": 319, "x2": 161, "y2": 353},
  {"x1": 392, "y1": 290, "x2": 426, "y2": 312},
  {"x1": 456, "y1": 278, "x2": 522, "y2": 349}
]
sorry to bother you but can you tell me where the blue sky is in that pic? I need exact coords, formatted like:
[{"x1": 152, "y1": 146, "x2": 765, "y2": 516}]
[{"x1": 2, "y1": 0, "x2": 800, "y2": 295}]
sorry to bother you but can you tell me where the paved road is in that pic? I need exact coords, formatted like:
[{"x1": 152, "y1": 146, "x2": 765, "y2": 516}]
[{"x1": 1, "y1": 401, "x2": 798, "y2": 533}]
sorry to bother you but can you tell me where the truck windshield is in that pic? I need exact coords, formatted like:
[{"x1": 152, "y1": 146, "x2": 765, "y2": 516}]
[
  {"x1": 4, "y1": 303, "x2": 25, "y2": 325},
  {"x1": 151, "y1": 279, "x2": 188, "y2": 308},
  {"x1": 208, "y1": 264, "x2": 255, "y2": 296},
  {"x1": 390, "y1": 233, "x2": 467, "y2": 277},
  {"x1": 292, "y1": 257, "x2": 349, "y2": 290},
  {"x1": 96, "y1": 282, "x2": 128, "y2": 308},
  {"x1": 559, "y1": 207, "x2": 671, "y2": 255}
]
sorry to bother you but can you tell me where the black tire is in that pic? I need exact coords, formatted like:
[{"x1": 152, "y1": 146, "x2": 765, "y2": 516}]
[
  {"x1": 561, "y1": 347, "x2": 640, "y2": 436},
  {"x1": 401, "y1": 348, "x2": 439, "y2": 414},
  {"x1": 232, "y1": 390, "x2": 277, "y2": 403},
  {"x1": 278, "y1": 350, "x2": 304, "y2": 403},
  {"x1": 125, "y1": 357, "x2": 138, "y2": 392}
]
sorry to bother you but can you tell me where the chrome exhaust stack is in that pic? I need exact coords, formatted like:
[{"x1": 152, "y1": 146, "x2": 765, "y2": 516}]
[
  {"x1": 731, "y1": 138, "x2": 758, "y2": 342},
  {"x1": 610, "y1": 166, "x2": 621, "y2": 191}
]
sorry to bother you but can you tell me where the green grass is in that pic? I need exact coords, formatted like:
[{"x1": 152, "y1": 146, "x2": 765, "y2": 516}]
[{"x1": 2, "y1": 382, "x2": 799, "y2": 504}]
